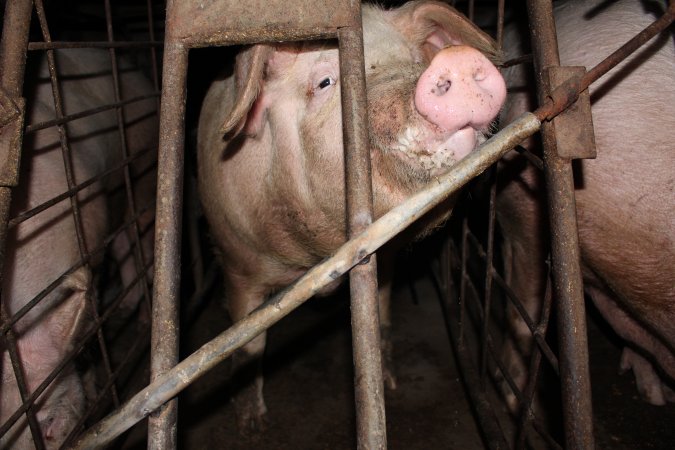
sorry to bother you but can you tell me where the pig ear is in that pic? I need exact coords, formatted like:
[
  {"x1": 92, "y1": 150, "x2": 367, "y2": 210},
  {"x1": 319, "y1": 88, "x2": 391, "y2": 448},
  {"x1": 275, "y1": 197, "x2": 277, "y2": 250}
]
[
  {"x1": 393, "y1": 1, "x2": 502, "y2": 64},
  {"x1": 220, "y1": 44, "x2": 274, "y2": 137}
]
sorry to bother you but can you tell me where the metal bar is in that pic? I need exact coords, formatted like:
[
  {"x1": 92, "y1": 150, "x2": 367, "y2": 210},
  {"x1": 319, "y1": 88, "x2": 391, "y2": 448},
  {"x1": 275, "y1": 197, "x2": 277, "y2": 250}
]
[
  {"x1": 466, "y1": 231, "x2": 559, "y2": 374},
  {"x1": 479, "y1": 171, "x2": 496, "y2": 382},
  {"x1": 459, "y1": 263, "x2": 561, "y2": 449},
  {"x1": 8, "y1": 147, "x2": 154, "y2": 229},
  {"x1": 338, "y1": 20, "x2": 387, "y2": 449},
  {"x1": 103, "y1": 0, "x2": 154, "y2": 408},
  {"x1": 27, "y1": 40, "x2": 162, "y2": 51},
  {"x1": 147, "y1": 27, "x2": 189, "y2": 448},
  {"x1": 516, "y1": 270, "x2": 554, "y2": 449},
  {"x1": 525, "y1": 1, "x2": 594, "y2": 449},
  {"x1": 24, "y1": 93, "x2": 159, "y2": 134},
  {"x1": 0, "y1": 0, "x2": 45, "y2": 446},
  {"x1": 442, "y1": 278, "x2": 508, "y2": 450},
  {"x1": 34, "y1": 0, "x2": 122, "y2": 420},
  {"x1": 71, "y1": 113, "x2": 541, "y2": 450}
]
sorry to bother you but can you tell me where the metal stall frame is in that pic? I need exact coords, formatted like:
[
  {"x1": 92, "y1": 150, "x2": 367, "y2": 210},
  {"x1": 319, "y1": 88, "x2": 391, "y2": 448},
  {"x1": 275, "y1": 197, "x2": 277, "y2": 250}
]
[
  {"x1": 0, "y1": 0, "x2": 162, "y2": 448},
  {"x1": 73, "y1": 0, "x2": 675, "y2": 447},
  {"x1": 443, "y1": 1, "x2": 675, "y2": 449},
  {"x1": 145, "y1": 1, "x2": 385, "y2": 448}
]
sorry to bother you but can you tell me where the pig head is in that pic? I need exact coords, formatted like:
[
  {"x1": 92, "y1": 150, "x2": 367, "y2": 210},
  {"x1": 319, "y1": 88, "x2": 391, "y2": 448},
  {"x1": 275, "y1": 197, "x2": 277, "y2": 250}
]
[
  {"x1": 496, "y1": 0, "x2": 675, "y2": 411},
  {"x1": 0, "y1": 48, "x2": 157, "y2": 449},
  {"x1": 197, "y1": 0, "x2": 505, "y2": 434}
]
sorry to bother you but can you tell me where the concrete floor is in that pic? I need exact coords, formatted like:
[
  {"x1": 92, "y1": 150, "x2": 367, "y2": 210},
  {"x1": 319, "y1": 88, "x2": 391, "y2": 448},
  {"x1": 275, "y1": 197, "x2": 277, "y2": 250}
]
[{"x1": 117, "y1": 252, "x2": 675, "y2": 449}]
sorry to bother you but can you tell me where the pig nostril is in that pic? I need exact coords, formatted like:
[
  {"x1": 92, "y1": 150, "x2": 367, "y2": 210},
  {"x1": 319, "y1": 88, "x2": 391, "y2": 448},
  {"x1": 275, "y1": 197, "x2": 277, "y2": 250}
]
[{"x1": 431, "y1": 78, "x2": 451, "y2": 96}]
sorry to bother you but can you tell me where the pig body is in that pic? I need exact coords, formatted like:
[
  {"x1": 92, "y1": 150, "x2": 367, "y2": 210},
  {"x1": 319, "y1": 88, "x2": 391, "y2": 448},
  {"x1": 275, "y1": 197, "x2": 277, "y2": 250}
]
[
  {"x1": 1, "y1": 49, "x2": 157, "y2": 449},
  {"x1": 497, "y1": 0, "x2": 675, "y2": 407},
  {"x1": 198, "y1": 1, "x2": 506, "y2": 433}
]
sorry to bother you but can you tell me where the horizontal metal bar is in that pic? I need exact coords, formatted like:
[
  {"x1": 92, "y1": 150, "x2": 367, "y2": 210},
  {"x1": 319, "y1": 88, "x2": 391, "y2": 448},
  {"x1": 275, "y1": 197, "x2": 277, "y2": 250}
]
[
  {"x1": 28, "y1": 40, "x2": 162, "y2": 51},
  {"x1": 8, "y1": 147, "x2": 154, "y2": 229},
  {"x1": 24, "y1": 94, "x2": 159, "y2": 134}
]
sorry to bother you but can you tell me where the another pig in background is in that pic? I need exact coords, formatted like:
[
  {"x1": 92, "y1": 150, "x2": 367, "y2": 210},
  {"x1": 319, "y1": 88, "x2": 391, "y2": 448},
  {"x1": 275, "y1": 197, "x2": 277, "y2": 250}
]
[
  {"x1": 0, "y1": 48, "x2": 157, "y2": 449},
  {"x1": 497, "y1": 0, "x2": 674, "y2": 409},
  {"x1": 198, "y1": 0, "x2": 506, "y2": 434}
]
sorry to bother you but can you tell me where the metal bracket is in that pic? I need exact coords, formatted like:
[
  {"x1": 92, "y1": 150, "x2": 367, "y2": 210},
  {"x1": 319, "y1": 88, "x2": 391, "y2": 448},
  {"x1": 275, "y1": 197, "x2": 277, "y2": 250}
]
[{"x1": 544, "y1": 66, "x2": 596, "y2": 160}]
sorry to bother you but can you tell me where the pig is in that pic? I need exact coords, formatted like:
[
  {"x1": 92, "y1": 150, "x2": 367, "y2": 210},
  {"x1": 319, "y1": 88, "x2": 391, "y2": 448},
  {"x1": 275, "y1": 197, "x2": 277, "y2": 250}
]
[
  {"x1": 0, "y1": 48, "x2": 157, "y2": 449},
  {"x1": 496, "y1": 0, "x2": 675, "y2": 410},
  {"x1": 197, "y1": 0, "x2": 506, "y2": 433}
]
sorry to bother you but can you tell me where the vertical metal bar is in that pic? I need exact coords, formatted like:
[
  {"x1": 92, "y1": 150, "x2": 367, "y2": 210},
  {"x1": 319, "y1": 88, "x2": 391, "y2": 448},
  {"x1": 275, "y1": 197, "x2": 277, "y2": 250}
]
[
  {"x1": 102, "y1": 0, "x2": 154, "y2": 368},
  {"x1": 338, "y1": 13, "x2": 387, "y2": 450},
  {"x1": 525, "y1": 1, "x2": 594, "y2": 448},
  {"x1": 147, "y1": 28, "x2": 188, "y2": 449},
  {"x1": 0, "y1": 0, "x2": 40, "y2": 446},
  {"x1": 479, "y1": 174, "x2": 496, "y2": 382}
]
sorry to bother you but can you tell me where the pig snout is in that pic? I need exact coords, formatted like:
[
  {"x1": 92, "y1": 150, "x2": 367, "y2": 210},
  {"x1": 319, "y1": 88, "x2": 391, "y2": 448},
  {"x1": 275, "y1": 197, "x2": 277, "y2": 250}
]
[{"x1": 414, "y1": 46, "x2": 506, "y2": 136}]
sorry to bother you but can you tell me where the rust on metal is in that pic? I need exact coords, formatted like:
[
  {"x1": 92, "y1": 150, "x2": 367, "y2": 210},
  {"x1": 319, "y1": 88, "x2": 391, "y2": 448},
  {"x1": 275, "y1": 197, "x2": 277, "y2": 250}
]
[
  {"x1": 147, "y1": 38, "x2": 188, "y2": 450},
  {"x1": 338, "y1": 20, "x2": 387, "y2": 449},
  {"x1": 545, "y1": 66, "x2": 596, "y2": 159},
  {"x1": 168, "y1": 0, "x2": 356, "y2": 46},
  {"x1": 525, "y1": 1, "x2": 595, "y2": 449}
]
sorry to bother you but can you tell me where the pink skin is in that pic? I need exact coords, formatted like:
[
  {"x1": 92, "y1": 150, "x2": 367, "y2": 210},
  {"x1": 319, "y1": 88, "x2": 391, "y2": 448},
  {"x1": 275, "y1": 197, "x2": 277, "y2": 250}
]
[
  {"x1": 1, "y1": 49, "x2": 156, "y2": 449},
  {"x1": 198, "y1": 1, "x2": 505, "y2": 434},
  {"x1": 414, "y1": 45, "x2": 506, "y2": 159}
]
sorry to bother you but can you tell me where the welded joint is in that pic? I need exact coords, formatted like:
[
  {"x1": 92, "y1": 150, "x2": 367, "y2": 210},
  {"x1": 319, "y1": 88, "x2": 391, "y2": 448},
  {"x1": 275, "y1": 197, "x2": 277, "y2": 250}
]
[{"x1": 543, "y1": 66, "x2": 596, "y2": 160}]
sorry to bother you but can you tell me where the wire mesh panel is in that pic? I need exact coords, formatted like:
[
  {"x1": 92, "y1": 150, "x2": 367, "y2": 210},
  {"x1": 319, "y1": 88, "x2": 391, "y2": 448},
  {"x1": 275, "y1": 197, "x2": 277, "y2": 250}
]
[{"x1": 0, "y1": 0, "x2": 163, "y2": 448}]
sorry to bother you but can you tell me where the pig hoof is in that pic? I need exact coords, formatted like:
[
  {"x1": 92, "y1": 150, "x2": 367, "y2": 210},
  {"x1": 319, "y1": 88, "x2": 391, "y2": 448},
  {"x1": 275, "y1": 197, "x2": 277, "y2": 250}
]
[
  {"x1": 383, "y1": 367, "x2": 398, "y2": 391},
  {"x1": 236, "y1": 409, "x2": 268, "y2": 436}
]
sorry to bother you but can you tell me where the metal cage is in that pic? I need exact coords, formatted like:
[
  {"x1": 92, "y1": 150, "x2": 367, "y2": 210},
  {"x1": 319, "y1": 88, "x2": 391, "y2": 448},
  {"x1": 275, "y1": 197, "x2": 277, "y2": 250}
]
[{"x1": 1, "y1": 0, "x2": 673, "y2": 449}]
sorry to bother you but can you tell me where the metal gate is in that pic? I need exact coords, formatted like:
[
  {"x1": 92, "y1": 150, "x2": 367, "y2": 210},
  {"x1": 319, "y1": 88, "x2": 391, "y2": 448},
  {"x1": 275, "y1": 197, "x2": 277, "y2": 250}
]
[{"x1": 1, "y1": 0, "x2": 673, "y2": 449}]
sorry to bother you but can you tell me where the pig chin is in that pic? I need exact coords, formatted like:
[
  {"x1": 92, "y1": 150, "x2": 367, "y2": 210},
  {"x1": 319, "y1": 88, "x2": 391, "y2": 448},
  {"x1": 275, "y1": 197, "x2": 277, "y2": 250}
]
[{"x1": 389, "y1": 124, "x2": 486, "y2": 178}]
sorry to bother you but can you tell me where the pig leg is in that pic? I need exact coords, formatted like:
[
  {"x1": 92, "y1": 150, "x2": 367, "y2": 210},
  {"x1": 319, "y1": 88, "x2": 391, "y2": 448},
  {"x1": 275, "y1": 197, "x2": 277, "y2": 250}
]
[
  {"x1": 377, "y1": 255, "x2": 397, "y2": 390},
  {"x1": 619, "y1": 347, "x2": 673, "y2": 405},
  {"x1": 587, "y1": 286, "x2": 675, "y2": 405},
  {"x1": 225, "y1": 279, "x2": 269, "y2": 434}
]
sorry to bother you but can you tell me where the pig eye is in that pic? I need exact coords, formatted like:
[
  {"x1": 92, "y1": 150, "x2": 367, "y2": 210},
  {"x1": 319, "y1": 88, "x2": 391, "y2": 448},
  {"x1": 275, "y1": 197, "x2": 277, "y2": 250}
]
[{"x1": 317, "y1": 76, "x2": 335, "y2": 90}]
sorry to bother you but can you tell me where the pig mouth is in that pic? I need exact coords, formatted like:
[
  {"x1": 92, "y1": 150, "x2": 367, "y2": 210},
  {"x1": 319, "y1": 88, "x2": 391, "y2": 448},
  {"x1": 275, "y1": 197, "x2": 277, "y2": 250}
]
[{"x1": 390, "y1": 125, "x2": 487, "y2": 177}]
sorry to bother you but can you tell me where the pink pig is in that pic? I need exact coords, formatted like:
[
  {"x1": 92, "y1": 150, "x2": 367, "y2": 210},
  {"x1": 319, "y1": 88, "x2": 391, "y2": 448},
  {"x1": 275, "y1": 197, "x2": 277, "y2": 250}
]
[
  {"x1": 497, "y1": 0, "x2": 675, "y2": 409},
  {"x1": 1, "y1": 49, "x2": 156, "y2": 449},
  {"x1": 198, "y1": 1, "x2": 506, "y2": 433}
]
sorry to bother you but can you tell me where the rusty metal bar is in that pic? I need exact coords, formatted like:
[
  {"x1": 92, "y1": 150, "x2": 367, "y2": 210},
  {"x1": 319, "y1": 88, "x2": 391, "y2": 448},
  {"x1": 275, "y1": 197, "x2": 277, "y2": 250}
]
[
  {"x1": 34, "y1": 0, "x2": 124, "y2": 416},
  {"x1": 147, "y1": 25, "x2": 189, "y2": 448},
  {"x1": 103, "y1": 0, "x2": 154, "y2": 394},
  {"x1": 24, "y1": 93, "x2": 159, "y2": 134},
  {"x1": 525, "y1": 1, "x2": 594, "y2": 449},
  {"x1": 457, "y1": 259, "x2": 561, "y2": 449},
  {"x1": 27, "y1": 40, "x2": 162, "y2": 51},
  {"x1": 0, "y1": 0, "x2": 44, "y2": 446},
  {"x1": 466, "y1": 231, "x2": 559, "y2": 374},
  {"x1": 516, "y1": 270, "x2": 554, "y2": 449},
  {"x1": 71, "y1": 113, "x2": 541, "y2": 450},
  {"x1": 338, "y1": 19, "x2": 387, "y2": 449},
  {"x1": 8, "y1": 147, "x2": 153, "y2": 229}
]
